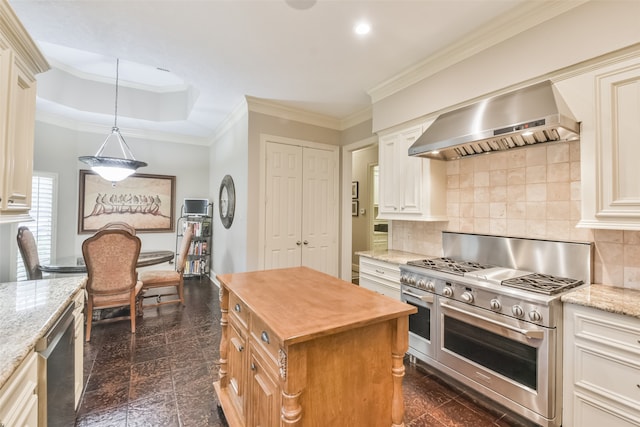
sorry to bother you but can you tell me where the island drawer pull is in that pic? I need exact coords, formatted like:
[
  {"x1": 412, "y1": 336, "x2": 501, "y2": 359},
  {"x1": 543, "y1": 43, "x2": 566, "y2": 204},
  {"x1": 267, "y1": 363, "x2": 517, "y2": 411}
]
[
  {"x1": 231, "y1": 337, "x2": 244, "y2": 352},
  {"x1": 234, "y1": 303, "x2": 241, "y2": 312},
  {"x1": 261, "y1": 331, "x2": 270, "y2": 344},
  {"x1": 251, "y1": 362, "x2": 256, "y2": 371}
]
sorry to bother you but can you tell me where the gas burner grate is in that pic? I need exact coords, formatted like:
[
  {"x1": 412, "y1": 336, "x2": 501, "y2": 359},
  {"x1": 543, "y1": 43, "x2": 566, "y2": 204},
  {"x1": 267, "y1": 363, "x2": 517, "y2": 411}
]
[
  {"x1": 406, "y1": 257, "x2": 494, "y2": 276},
  {"x1": 501, "y1": 273, "x2": 583, "y2": 295}
]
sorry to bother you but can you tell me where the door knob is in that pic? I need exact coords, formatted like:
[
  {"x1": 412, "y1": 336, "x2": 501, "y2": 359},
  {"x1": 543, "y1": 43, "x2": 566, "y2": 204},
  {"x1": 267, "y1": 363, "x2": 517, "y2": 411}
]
[
  {"x1": 303, "y1": 240, "x2": 309, "y2": 245},
  {"x1": 296, "y1": 241, "x2": 302, "y2": 246}
]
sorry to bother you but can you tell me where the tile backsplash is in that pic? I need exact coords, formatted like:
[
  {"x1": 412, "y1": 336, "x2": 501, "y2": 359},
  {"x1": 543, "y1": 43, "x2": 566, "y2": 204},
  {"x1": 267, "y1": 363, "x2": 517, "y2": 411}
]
[{"x1": 391, "y1": 141, "x2": 640, "y2": 289}]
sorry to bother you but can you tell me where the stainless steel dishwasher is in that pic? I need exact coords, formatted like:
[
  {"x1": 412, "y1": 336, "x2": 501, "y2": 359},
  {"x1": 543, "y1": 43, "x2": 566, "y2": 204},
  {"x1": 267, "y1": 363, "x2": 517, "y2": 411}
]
[{"x1": 37, "y1": 302, "x2": 76, "y2": 427}]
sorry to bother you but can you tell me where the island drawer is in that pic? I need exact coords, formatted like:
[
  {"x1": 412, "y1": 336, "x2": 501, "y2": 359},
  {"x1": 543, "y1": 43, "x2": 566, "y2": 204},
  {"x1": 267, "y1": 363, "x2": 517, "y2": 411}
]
[
  {"x1": 250, "y1": 315, "x2": 280, "y2": 364},
  {"x1": 229, "y1": 292, "x2": 249, "y2": 329}
]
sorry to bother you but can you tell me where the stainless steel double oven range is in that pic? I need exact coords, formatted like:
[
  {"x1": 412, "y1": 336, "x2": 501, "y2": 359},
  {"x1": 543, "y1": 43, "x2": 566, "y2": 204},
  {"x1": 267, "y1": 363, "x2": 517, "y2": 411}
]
[{"x1": 400, "y1": 232, "x2": 593, "y2": 427}]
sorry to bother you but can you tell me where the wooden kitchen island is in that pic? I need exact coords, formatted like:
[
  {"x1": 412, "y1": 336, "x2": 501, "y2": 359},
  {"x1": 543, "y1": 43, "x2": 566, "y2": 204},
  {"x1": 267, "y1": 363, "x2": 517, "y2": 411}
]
[{"x1": 214, "y1": 267, "x2": 416, "y2": 427}]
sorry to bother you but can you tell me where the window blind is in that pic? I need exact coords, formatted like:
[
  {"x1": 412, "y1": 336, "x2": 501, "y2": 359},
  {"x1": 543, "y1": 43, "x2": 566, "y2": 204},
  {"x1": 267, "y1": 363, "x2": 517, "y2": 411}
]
[{"x1": 17, "y1": 172, "x2": 57, "y2": 281}]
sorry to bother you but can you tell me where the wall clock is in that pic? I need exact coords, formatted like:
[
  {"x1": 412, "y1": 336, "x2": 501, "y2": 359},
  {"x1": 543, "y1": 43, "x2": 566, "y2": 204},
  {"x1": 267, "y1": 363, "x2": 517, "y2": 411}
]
[{"x1": 219, "y1": 175, "x2": 235, "y2": 229}]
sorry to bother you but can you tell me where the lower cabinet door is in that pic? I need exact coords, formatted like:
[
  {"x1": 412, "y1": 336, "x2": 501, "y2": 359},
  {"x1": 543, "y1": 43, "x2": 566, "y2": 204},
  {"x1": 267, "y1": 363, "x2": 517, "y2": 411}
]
[
  {"x1": 227, "y1": 322, "x2": 247, "y2": 422},
  {"x1": 249, "y1": 348, "x2": 280, "y2": 427}
]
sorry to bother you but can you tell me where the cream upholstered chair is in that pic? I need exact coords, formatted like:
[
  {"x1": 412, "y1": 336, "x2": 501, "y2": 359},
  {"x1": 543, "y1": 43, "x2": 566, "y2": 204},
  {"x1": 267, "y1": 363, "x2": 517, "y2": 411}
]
[
  {"x1": 82, "y1": 228, "x2": 143, "y2": 341},
  {"x1": 96, "y1": 221, "x2": 136, "y2": 235},
  {"x1": 139, "y1": 224, "x2": 193, "y2": 306},
  {"x1": 16, "y1": 226, "x2": 43, "y2": 280}
]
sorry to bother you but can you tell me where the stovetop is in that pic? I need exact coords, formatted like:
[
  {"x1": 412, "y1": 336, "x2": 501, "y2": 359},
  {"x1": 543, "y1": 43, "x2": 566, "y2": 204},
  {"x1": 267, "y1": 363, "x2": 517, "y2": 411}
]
[{"x1": 406, "y1": 257, "x2": 583, "y2": 296}]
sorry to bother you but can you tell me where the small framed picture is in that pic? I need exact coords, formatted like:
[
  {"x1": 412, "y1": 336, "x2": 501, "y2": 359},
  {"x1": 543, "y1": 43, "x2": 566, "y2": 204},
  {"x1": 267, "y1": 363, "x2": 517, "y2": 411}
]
[
  {"x1": 352, "y1": 200, "x2": 359, "y2": 216},
  {"x1": 351, "y1": 181, "x2": 359, "y2": 199}
]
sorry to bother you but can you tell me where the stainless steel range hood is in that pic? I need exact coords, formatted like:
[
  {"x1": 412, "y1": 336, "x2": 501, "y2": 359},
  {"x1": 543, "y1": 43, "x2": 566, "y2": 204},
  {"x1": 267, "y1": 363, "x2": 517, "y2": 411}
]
[{"x1": 408, "y1": 80, "x2": 580, "y2": 160}]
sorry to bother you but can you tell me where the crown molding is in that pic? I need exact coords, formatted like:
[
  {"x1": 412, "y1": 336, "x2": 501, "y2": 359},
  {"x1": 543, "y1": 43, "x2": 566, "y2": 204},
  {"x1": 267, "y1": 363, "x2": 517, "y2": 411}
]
[
  {"x1": 368, "y1": 0, "x2": 589, "y2": 104},
  {"x1": 246, "y1": 96, "x2": 342, "y2": 130},
  {"x1": 211, "y1": 98, "x2": 249, "y2": 142},
  {"x1": 340, "y1": 106, "x2": 372, "y2": 130},
  {"x1": 245, "y1": 96, "x2": 371, "y2": 131},
  {"x1": 35, "y1": 110, "x2": 211, "y2": 146},
  {"x1": 0, "y1": 1, "x2": 49, "y2": 74},
  {"x1": 44, "y1": 58, "x2": 190, "y2": 93}
]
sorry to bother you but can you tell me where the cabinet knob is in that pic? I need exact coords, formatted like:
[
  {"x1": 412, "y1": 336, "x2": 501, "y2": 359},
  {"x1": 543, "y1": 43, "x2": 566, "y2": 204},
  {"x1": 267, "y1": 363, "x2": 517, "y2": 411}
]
[
  {"x1": 251, "y1": 362, "x2": 256, "y2": 371},
  {"x1": 234, "y1": 303, "x2": 241, "y2": 312},
  {"x1": 261, "y1": 331, "x2": 270, "y2": 344}
]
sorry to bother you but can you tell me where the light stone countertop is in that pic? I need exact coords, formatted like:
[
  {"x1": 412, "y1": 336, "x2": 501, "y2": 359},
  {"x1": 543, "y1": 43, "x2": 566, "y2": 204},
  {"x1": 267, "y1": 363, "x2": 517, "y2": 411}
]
[
  {"x1": 0, "y1": 276, "x2": 86, "y2": 390},
  {"x1": 561, "y1": 284, "x2": 640, "y2": 319},
  {"x1": 356, "y1": 249, "x2": 436, "y2": 266}
]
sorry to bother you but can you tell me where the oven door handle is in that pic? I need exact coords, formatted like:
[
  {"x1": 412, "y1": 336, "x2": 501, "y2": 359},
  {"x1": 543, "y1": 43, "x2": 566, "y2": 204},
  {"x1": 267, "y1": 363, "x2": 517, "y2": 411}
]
[
  {"x1": 441, "y1": 302, "x2": 544, "y2": 340},
  {"x1": 402, "y1": 290, "x2": 434, "y2": 304}
]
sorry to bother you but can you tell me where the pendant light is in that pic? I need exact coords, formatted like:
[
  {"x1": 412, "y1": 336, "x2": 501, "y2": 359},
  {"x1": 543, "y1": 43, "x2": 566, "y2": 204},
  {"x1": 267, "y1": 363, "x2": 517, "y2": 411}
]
[{"x1": 79, "y1": 58, "x2": 147, "y2": 183}]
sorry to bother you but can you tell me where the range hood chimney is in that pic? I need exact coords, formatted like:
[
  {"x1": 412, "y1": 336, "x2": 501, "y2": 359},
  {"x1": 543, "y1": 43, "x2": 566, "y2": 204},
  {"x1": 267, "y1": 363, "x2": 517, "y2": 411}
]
[{"x1": 408, "y1": 80, "x2": 580, "y2": 160}]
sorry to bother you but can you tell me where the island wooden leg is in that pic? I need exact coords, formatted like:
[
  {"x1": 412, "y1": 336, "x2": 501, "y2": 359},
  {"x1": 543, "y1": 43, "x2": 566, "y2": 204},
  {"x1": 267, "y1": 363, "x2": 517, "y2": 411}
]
[
  {"x1": 218, "y1": 286, "x2": 229, "y2": 387},
  {"x1": 391, "y1": 317, "x2": 408, "y2": 427},
  {"x1": 281, "y1": 347, "x2": 306, "y2": 426}
]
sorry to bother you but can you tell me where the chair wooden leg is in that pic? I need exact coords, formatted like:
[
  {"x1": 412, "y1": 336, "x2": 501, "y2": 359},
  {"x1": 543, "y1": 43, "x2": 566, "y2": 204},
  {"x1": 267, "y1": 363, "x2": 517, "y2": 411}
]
[
  {"x1": 178, "y1": 278, "x2": 185, "y2": 305},
  {"x1": 130, "y1": 293, "x2": 136, "y2": 334},
  {"x1": 85, "y1": 299, "x2": 93, "y2": 342}
]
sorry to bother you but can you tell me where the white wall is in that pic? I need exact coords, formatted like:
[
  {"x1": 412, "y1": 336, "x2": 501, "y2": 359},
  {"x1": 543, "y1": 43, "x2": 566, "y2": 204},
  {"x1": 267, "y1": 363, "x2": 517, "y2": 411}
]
[{"x1": 210, "y1": 108, "x2": 249, "y2": 275}]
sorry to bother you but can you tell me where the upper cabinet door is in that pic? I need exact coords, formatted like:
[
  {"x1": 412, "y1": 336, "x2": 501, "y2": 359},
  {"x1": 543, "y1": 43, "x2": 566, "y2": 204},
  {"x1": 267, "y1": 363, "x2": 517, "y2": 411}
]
[
  {"x1": 563, "y1": 54, "x2": 640, "y2": 230},
  {"x1": 377, "y1": 123, "x2": 447, "y2": 221},
  {"x1": 2, "y1": 58, "x2": 36, "y2": 215}
]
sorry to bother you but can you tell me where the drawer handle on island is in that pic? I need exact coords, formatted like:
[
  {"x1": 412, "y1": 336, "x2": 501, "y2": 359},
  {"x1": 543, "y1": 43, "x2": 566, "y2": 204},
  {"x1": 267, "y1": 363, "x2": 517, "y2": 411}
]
[
  {"x1": 261, "y1": 331, "x2": 270, "y2": 344},
  {"x1": 251, "y1": 362, "x2": 256, "y2": 371},
  {"x1": 231, "y1": 337, "x2": 244, "y2": 352},
  {"x1": 234, "y1": 303, "x2": 241, "y2": 312}
]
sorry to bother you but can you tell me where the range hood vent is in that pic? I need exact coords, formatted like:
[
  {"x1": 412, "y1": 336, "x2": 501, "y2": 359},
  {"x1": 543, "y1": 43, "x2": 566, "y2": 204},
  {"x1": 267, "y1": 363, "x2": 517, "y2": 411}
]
[{"x1": 408, "y1": 80, "x2": 580, "y2": 160}]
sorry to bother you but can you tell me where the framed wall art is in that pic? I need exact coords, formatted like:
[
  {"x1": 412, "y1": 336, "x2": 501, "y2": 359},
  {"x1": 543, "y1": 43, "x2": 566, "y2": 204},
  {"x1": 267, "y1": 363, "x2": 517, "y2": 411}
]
[
  {"x1": 78, "y1": 170, "x2": 176, "y2": 233},
  {"x1": 351, "y1": 181, "x2": 359, "y2": 199}
]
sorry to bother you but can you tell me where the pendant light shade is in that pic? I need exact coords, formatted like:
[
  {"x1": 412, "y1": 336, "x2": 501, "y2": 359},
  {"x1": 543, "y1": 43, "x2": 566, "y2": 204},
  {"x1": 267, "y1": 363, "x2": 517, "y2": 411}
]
[{"x1": 79, "y1": 58, "x2": 147, "y2": 182}]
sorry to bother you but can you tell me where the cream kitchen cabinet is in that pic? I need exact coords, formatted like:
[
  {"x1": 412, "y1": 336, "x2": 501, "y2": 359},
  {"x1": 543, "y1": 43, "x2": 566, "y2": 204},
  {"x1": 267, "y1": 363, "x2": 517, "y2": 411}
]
[
  {"x1": 556, "y1": 53, "x2": 640, "y2": 230},
  {"x1": 0, "y1": 1, "x2": 49, "y2": 223},
  {"x1": 359, "y1": 256, "x2": 401, "y2": 300},
  {"x1": 377, "y1": 124, "x2": 447, "y2": 221},
  {"x1": 563, "y1": 303, "x2": 640, "y2": 426},
  {"x1": 0, "y1": 351, "x2": 38, "y2": 427}
]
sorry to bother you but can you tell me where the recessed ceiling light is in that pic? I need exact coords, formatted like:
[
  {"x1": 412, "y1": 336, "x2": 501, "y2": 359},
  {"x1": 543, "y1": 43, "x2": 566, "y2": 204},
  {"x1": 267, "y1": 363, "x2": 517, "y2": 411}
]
[{"x1": 354, "y1": 21, "x2": 371, "y2": 35}]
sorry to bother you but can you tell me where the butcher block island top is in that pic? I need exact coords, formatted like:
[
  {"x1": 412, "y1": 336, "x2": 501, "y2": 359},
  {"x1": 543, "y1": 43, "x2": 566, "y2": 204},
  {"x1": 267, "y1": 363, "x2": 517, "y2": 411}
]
[{"x1": 214, "y1": 267, "x2": 416, "y2": 427}]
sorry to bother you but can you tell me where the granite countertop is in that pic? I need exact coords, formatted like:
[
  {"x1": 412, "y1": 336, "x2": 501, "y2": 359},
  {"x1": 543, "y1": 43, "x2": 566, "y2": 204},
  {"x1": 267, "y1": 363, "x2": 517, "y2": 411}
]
[
  {"x1": 0, "y1": 276, "x2": 86, "y2": 390},
  {"x1": 562, "y1": 284, "x2": 640, "y2": 319},
  {"x1": 356, "y1": 249, "x2": 435, "y2": 265}
]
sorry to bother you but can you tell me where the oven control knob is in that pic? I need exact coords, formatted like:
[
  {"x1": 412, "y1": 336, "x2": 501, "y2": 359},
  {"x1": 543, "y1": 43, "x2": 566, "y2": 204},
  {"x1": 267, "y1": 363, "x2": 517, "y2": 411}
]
[
  {"x1": 400, "y1": 273, "x2": 408, "y2": 284},
  {"x1": 408, "y1": 276, "x2": 416, "y2": 285},
  {"x1": 417, "y1": 279, "x2": 427, "y2": 289},
  {"x1": 512, "y1": 305, "x2": 524, "y2": 318},
  {"x1": 461, "y1": 292, "x2": 473, "y2": 303},
  {"x1": 529, "y1": 311, "x2": 542, "y2": 322},
  {"x1": 490, "y1": 299, "x2": 502, "y2": 311},
  {"x1": 425, "y1": 281, "x2": 435, "y2": 291},
  {"x1": 442, "y1": 287, "x2": 453, "y2": 298}
]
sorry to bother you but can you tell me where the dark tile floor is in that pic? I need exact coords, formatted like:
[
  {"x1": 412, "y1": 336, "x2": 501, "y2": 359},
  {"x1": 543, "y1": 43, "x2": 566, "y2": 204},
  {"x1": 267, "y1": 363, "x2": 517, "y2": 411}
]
[{"x1": 75, "y1": 277, "x2": 534, "y2": 427}]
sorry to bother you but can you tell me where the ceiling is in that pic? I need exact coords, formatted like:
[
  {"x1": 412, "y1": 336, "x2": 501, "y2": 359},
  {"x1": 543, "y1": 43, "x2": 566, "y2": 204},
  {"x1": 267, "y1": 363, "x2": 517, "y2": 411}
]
[{"x1": 8, "y1": 0, "x2": 579, "y2": 145}]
